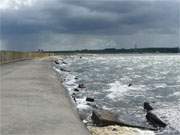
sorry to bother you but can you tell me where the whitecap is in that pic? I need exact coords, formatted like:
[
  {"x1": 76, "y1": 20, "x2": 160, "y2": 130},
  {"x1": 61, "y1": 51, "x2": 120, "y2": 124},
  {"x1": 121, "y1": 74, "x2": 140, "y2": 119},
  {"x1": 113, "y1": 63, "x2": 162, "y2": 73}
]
[
  {"x1": 172, "y1": 91, "x2": 180, "y2": 96},
  {"x1": 53, "y1": 66, "x2": 61, "y2": 73},
  {"x1": 154, "y1": 83, "x2": 167, "y2": 88},
  {"x1": 53, "y1": 65, "x2": 78, "y2": 94},
  {"x1": 105, "y1": 81, "x2": 146, "y2": 100},
  {"x1": 105, "y1": 81, "x2": 129, "y2": 100},
  {"x1": 177, "y1": 76, "x2": 180, "y2": 83}
]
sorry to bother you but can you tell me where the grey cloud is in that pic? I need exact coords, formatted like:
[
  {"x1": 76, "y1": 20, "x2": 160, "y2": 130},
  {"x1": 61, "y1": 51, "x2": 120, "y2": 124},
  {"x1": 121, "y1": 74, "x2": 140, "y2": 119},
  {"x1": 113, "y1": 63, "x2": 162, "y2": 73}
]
[{"x1": 0, "y1": 0, "x2": 179, "y2": 51}]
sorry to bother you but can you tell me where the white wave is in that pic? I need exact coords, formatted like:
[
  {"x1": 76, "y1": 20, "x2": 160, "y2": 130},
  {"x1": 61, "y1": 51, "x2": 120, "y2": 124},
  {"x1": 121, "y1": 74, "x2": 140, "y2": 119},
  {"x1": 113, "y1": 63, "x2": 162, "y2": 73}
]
[
  {"x1": 53, "y1": 66, "x2": 61, "y2": 73},
  {"x1": 177, "y1": 76, "x2": 180, "y2": 83},
  {"x1": 154, "y1": 83, "x2": 167, "y2": 88},
  {"x1": 77, "y1": 104, "x2": 90, "y2": 110},
  {"x1": 101, "y1": 105, "x2": 112, "y2": 111},
  {"x1": 160, "y1": 71, "x2": 169, "y2": 75},
  {"x1": 76, "y1": 97, "x2": 87, "y2": 105},
  {"x1": 105, "y1": 81, "x2": 146, "y2": 100},
  {"x1": 133, "y1": 75, "x2": 141, "y2": 78},
  {"x1": 132, "y1": 128, "x2": 155, "y2": 135},
  {"x1": 63, "y1": 73, "x2": 77, "y2": 86},
  {"x1": 126, "y1": 67, "x2": 133, "y2": 71},
  {"x1": 137, "y1": 63, "x2": 148, "y2": 69},
  {"x1": 120, "y1": 76, "x2": 132, "y2": 82},
  {"x1": 53, "y1": 66, "x2": 78, "y2": 94},
  {"x1": 171, "y1": 91, "x2": 180, "y2": 97},
  {"x1": 105, "y1": 81, "x2": 129, "y2": 99},
  {"x1": 77, "y1": 103, "x2": 92, "y2": 121}
]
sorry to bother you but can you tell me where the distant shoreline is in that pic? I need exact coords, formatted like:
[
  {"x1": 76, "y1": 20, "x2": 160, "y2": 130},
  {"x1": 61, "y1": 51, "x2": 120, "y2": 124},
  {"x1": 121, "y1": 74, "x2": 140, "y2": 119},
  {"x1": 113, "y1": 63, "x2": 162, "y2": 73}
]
[
  {"x1": 1, "y1": 48, "x2": 179, "y2": 64},
  {"x1": 45, "y1": 47, "x2": 180, "y2": 54}
]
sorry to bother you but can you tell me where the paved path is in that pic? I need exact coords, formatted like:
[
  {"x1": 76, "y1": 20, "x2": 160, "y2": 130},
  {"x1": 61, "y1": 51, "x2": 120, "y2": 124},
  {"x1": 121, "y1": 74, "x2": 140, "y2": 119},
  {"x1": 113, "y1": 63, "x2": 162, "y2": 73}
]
[{"x1": 0, "y1": 59, "x2": 90, "y2": 135}]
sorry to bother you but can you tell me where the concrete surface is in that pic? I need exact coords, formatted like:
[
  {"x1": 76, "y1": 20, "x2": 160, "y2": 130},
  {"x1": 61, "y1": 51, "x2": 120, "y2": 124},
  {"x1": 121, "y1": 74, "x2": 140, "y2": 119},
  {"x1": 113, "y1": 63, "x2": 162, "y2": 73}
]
[{"x1": 0, "y1": 59, "x2": 90, "y2": 135}]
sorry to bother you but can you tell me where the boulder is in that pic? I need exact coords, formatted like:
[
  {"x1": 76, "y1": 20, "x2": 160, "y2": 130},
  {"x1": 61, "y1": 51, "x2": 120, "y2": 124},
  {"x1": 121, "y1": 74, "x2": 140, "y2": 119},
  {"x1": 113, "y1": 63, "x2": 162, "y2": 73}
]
[
  {"x1": 62, "y1": 61, "x2": 67, "y2": 64},
  {"x1": 91, "y1": 110, "x2": 117, "y2": 126},
  {"x1": 78, "y1": 84, "x2": 86, "y2": 88},
  {"x1": 144, "y1": 102, "x2": 153, "y2": 112},
  {"x1": 146, "y1": 112, "x2": 167, "y2": 128},
  {"x1": 54, "y1": 60, "x2": 59, "y2": 64},
  {"x1": 60, "y1": 68, "x2": 70, "y2": 72},
  {"x1": 74, "y1": 88, "x2": 79, "y2": 92},
  {"x1": 86, "y1": 97, "x2": 94, "y2": 102},
  {"x1": 91, "y1": 109, "x2": 156, "y2": 130},
  {"x1": 128, "y1": 83, "x2": 132, "y2": 87}
]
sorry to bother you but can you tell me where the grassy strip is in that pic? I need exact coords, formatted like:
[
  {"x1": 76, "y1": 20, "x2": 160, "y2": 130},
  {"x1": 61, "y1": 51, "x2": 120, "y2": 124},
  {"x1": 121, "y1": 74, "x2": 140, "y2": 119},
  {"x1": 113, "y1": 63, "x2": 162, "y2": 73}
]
[{"x1": 0, "y1": 51, "x2": 52, "y2": 64}]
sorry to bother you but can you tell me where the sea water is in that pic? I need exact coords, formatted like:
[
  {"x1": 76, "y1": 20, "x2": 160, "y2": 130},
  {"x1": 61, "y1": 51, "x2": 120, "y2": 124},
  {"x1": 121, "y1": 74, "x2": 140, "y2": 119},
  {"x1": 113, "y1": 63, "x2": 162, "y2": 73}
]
[{"x1": 53, "y1": 54, "x2": 180, "y2": 135}]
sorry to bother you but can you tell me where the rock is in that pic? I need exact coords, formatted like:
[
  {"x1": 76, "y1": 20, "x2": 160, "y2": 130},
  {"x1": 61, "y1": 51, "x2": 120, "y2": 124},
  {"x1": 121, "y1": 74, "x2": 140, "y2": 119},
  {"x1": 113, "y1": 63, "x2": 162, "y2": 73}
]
[
  {"x1": 146, "y1": 112, "x2": 167, "y2": 128},
  {"x1": 62, "y1": 61, "x2": 67, "y2": 64},
  {"x1": 54, "y1": 60, "x2": 59, "y2": 64},
  {"x1": 128, "y1": 83, "x2": 132, "y2": 87},
  {"x1": 91, "y1": 110, "x2": 117, "y2": 126},
  {"x1": 75, "y1": 77, "x2": 78, "y2": 80},
  {"x1": 74, "y1": 88, "x2": 79, "y2": 92},
  {"x1": 78, "y1": 84, "x2": 86, "y2": 88},
  {"x1": 71, "y1": 93, "x2": 76, "y2": 102},
  {"x1": 112, "y1": 128, "x2": 117, "y2": 131},
  {"x1": 91, "y1": 109, "x2": 156, "y2": 130},
  {"x1": 86, "y1": 97, "x2": 94, "y2": 102},
  {"x1": 60, "y1": 68, "x2": 70, "y2": 72},
  {"x1": 144, "y1": 102, "x2": 153, "y2": 112}
]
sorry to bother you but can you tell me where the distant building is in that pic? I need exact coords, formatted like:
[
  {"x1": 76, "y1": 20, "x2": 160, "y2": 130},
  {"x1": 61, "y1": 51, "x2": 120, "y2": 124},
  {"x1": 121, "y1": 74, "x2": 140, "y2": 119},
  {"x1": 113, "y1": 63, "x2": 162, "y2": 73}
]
[{"x1": 37, "y1": 49, "x2": 44, "y2": 53}]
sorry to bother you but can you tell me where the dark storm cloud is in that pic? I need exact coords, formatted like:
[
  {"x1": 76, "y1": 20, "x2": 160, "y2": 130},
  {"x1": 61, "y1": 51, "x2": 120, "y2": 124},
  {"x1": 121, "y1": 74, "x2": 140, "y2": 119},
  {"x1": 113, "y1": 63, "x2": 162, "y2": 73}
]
[
  {"x1": 0, "y1": 0, "x2": 179, "y2": 51},
  {"x1": 61, "y1": 0, "x2": 179, "y2": 34}
]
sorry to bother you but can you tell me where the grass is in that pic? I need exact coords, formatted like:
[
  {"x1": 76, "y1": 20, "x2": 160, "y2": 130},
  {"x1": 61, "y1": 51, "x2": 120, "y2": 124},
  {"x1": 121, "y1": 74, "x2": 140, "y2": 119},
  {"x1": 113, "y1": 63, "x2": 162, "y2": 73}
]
[{"x1": 0, "y1": 51, "x2": 52, "y2": 64}]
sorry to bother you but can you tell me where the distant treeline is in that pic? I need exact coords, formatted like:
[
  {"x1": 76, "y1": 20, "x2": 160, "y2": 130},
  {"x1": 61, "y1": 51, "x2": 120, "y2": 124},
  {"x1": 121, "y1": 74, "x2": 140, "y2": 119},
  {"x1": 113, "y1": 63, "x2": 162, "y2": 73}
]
[{"x1": 45, "y1": 47, "x2": 180, "y2": 54}]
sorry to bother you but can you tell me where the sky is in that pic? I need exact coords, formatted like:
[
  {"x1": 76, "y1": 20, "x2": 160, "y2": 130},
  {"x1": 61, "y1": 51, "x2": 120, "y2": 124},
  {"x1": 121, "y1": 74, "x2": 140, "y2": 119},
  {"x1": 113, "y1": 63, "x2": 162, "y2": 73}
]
[{"x1": 0, "y1": 0, "x2": 180, "y2": 51}]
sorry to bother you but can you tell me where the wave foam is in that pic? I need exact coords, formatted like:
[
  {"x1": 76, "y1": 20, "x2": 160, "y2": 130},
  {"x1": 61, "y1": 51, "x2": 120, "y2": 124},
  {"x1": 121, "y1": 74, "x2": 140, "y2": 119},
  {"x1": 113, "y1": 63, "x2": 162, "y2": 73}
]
[{"x1": 106, "y1": 81, "x2": 146, "y2": 100}]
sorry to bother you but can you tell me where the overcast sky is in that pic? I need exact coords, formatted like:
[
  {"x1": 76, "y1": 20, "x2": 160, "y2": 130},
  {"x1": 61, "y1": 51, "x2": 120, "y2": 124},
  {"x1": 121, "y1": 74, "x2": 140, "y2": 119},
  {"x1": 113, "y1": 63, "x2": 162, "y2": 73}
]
[{"x1": 0, "y1": 0, "x2": 179, "y2": 51}]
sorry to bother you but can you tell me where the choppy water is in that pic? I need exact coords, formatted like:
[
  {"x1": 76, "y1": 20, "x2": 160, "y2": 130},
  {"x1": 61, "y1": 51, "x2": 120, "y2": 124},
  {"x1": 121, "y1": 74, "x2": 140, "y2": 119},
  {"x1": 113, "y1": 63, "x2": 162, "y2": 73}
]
[{"x1": 53, "y1": 54, "x2": 180, "y2": 135}]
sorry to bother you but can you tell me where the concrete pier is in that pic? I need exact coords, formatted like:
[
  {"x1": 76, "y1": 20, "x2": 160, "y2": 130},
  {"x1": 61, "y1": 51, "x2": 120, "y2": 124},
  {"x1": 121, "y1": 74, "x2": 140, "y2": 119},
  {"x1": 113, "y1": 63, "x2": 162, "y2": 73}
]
[{"x1": 0, "y1": 58, "x2": 90, "y2": 135}]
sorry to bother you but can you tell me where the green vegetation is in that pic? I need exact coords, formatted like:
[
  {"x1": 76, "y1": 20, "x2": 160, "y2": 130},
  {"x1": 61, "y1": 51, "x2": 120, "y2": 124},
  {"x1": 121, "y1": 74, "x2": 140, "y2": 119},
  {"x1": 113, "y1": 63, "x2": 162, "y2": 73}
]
[
  {"x1": 0, "y1": 51, "x2": 51, "y2": 64},
  {"x1": 46, "y1": 47, "x2": 180, "y2": 54}
]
